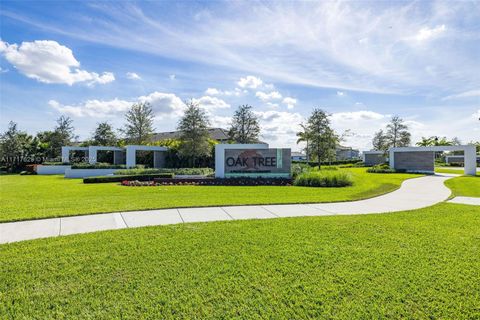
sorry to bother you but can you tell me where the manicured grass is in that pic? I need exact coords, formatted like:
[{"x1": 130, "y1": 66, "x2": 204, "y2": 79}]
[
  {"x1": 0, "y1": 168, "x2": 419, "y2": 222},
  {"x1": 1, "y1": 203, "x2": 479, "y2": 319},
  {"x1": 435, "y1": 166, "x2": 480, "y2": 175},
  {"x1": 435, "y1": 167, "x2": 465, "y2": 174},
  {"x1": 444, "y1": 175, "x2": 480, "y2": 197}
]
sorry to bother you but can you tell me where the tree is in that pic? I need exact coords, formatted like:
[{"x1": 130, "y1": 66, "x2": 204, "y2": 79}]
[
  {"x1": 372, "y1": 116, "x2": 411, "y2": 151},
  {"x1": 228, "y1": 105, "x2": 260, "y2": 143},
  {"x1": 296, "y1": 123, "x2": 311, "y2": 162},
  {"x1": 55, "y1": 115, "x2": 77, "y2": 145},
  {"x1": 305, "y1": 108, "x2": 338, "y2": 169},
  {"x1": 33, "y1": 116, "x2": 77, "y2": 159},
  {"x1": 385, "y1": 116, "x2": 411, "y2": 148},
  {"x1": 177, "y1": 101, "x2": 211, "y2": 167},
  {"x1": 122, "y1": 102, "x2": 155, "y2": 144},
  {"x1": 91, "y1": 122, "x2": 117, "y2": 146},
  {"x1": 416, "y1": 136, "x2": 434, "y2": 147},
  {"x1": 372, "y1": 129, "x2": 389, "y2": 151},
  {"x1": 0, "y1": 121, "x2": 34, "y2": 171}
]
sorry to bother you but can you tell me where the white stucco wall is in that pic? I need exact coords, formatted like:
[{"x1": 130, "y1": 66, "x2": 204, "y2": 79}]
[
  {"x1": 389, "y1": 145, "x2": 477, "y2": 176},
  {"x1": 64, "y1": 168, "x2": 120, "y2": 179},
  {"x1": 36, "y1": 165, "x2": 71, "y2": 175}
]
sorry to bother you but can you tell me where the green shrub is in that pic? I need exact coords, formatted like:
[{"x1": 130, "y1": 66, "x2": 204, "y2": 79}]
[
  {"x1": 366, "y1": 164, "x2": 401, "y2": 173},
  {"x1": 42, "y1": 161, "x2": 69, "y2": 166},
  {"x1": 114, "y1": 167, "x2": 214, "y2": 176},
  {"x1": 291, "y1": 163, "x2": 311, "y2": 179},
  {"x1": 293, "y1": 159, "x2": 362, "y2": 167},
  {"x1": 83, "y1": 173, "x2": 174, "y2": 184},
  {"x1": 312, "y1": 166, "x2": 338, "y2": 171},
  {"x1": 20, "y1": 171, "x2": 36, "y2": 175},
  {"x1": 72, "y1": 163, "x2": 128, "y2": 169},
  {"x1": 339, "y1": 162, "x2": 365, "y2": 168},
  {"x1": 294, "y1": 170, "x2": 353, "y2": 187}
]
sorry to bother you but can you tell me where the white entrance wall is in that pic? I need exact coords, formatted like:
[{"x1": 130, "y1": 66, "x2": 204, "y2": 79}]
[
  {"x1": 215, "y1": 143, "x2": 269, "y2": 178},
  {"x1": 61, "y1": 146, "x2": 89, "y2": 163},
  {"x1": 125, "y1": 145, "x2": 168, "y2": 168},
  {"x1": 88, "y1": 146, "x2": 125, "y2": 165},
  {"x1": 389, "y1": 145, "x2": 477, "y2": 176}
]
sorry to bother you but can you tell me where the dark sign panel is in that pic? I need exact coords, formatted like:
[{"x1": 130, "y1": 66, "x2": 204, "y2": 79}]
[{"x1": 224, "y1": 148, "x2": 291, "y2": 177}]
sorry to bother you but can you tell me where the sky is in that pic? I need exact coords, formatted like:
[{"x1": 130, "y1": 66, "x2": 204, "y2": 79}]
[{"x1": 0, "y1": 0, "x2": 479, "y2": 151}]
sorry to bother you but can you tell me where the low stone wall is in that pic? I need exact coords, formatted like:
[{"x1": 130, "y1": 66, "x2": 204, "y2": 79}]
[
  {"x1": 394, "y1": 151, "x2": 434, "y2": 173},
  {"x1": 64, "y1": 168, "x2": 120, "y2": 179},
  {"x1": 36, "y1": 165, "x2": 71, "y2": 175},
  {"x1": 364, "y1": 153, "x2": 386, "y2": 166}
]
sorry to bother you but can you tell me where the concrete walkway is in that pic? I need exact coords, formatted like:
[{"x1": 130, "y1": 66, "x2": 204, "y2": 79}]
[
  {"x1": 0, "y1": 174, "x2": 461, "y2": 244},
  {"x1": 447, "y1": 196, "x2": 480, "y2": 206}
]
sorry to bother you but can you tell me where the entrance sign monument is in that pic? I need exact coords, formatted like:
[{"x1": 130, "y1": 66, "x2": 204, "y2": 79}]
[{"x1": 215, "y1": 144, "x2": 291, "y2": 178}]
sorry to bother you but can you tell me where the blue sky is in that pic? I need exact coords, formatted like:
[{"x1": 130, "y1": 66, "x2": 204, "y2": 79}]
[{"x1": 0, "y1": 0, "x2": 479, "y2": 151}]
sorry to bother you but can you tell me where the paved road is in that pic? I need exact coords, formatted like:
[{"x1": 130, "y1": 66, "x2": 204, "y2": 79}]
[{"x1": 0, "y1": 174, "x2": 472, "y2": 245}]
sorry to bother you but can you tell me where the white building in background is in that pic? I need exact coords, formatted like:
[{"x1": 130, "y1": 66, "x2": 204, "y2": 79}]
[{"x1": 291, "y1": 152, "x2": 307, "y2": 161}]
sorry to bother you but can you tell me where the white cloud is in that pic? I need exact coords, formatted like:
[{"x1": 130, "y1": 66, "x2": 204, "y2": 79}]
[
  {"x1": 336, "y1": 91, "x2": 345, "y2": 97},
  {"x1": 443, "y1": 89, "x2": 480, "y2": 100},
  {"x1": 282, "y1": 97, "x2": 297, "y2": 109},
  {"x1": 50, "y1": 91, "x2": 185, "y2": 118},
  {"x1": 237, "y1": 75, "x2": 263, "y2": 89},
  {"x1": 329, "y1": 111, "x2": 390, "y2": 150},
  {"x1": 138, "y1": 92, "x2": 186, "y2": 118},
  {"x1": 126, "y1": 72, "x2": 141, "y2": 80},
  {"x1": 265, "y1": 102, "x2": 279, "y2": 109},
  {"x1": 472, "y1": 109, "x2": 480, "y2": 121},
  {"x1": 49, "y1": 98, "x2": 131, "y2": 118},
  {"x1": 205, "y1": 87, "x2": 244, "y2": 97},
  {"x1": 8, "y1": 2, "x2": 479, "y2": 94},
  {"x1": 330, "y1": 110, "x2": 385, "y2": 122},
  {"x1": 210, "y1": 115, "x2": 231, "y2": 128},
  {"x1": 169, "y1": 74, "x2": 176, "y2": 80},
  {"x1": 192, "y1": 96, "x2": 230, "y2": 111},
  {"x1": 205, "y1": 88, "x2": 220, "y2": 95},
  {"x1": 414, "y1": 24, "x2": 446, "y2": 42},
  {"x1": 0, "y1": 40, "x2": 115, "y2": 85},
  {"x1": 255, "y1": 91, "x2": 282, "y2": 102},
  {"x1": 254, "y1": 110, "x2": 304, "y2": 147}
]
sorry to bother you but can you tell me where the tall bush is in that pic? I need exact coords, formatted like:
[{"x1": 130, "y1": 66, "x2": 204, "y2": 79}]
[{"x1": 294, "y1": 170, "x2": 353, "y2": 187}]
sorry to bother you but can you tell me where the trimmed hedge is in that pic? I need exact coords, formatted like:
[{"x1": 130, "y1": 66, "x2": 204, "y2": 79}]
[
  {"x1": 83, "y1": 173, "x2": 174, "y2": 184},
  {"x1": 292, "y1": 159, "x2": 362, "y2": 167},
  {"x1": 294, "y1": 171, "x2": 353, "y2": 187},
  {"x1": 366, "y1": 164, "x2": 403, "y2": 173},
  {"x1": 114, "y1": 167, "x2": 214, "y2": 176},
  {"x1": 72, "y1": 163, "x2": 127, "y2": 169}
]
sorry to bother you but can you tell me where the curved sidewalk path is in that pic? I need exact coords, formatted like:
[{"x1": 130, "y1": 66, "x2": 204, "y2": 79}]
[{"x1": 0, "y1": 174, "x2": 463, "y2": 244}]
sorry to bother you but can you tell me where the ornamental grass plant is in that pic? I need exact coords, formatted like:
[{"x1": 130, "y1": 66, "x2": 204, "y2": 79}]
[{"x1": 294, "y1": 170, "x2": 353, "y2": 187}]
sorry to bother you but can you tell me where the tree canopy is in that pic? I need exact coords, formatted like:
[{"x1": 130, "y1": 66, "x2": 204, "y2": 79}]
[
  {"x1": 177, "y1": 101, "x2": 211, "y2": 167},
  {"x1": 91, "y1": 122, "x2": 117, "y2": 146},
  {"x1": 303, "y1": 108, "x2": 338, "y2": 169},
  {"x1": 228, "y1": 105, "x2": 260, "y2": 143},
  {"x1": 122, "y1": 102, "x2": 155, "y2": 144}
]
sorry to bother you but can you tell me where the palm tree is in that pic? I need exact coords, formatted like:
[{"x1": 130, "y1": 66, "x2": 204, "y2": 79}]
[
  {"x1": 416, "y1": 136, "x2": 434, "y2": 147},
  {"x1": 296, "y1": 123, "x2": 310, "y2": 162}
]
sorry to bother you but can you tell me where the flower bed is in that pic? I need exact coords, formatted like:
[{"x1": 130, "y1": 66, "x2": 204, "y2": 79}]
[
  {"x1": 83, "y1": 173, "x2": 174, "y2": 184},
  {"x1": 119, "y1": 177, "x2": 293, "y2": 186}
]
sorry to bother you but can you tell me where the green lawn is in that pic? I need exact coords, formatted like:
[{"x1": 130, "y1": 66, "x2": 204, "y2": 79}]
[
  {"x1": 435, "y1": 167, "x2": 464, "y2": 174},
  {"x1": 0, "y1": 168, "x2": 420, "y2": 222},
  {"x1": 444, "y1": 175, "x2": 480, "y2": 197},
  {"x1": 1, "y1": 203, "x2": 479, "y2": 319}
]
